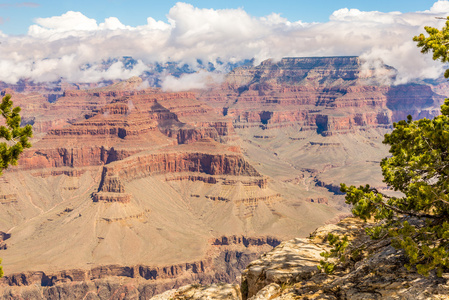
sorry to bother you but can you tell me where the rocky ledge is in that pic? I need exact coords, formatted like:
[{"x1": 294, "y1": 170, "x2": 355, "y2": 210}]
[{"x1": 155, "y1": 217, "x2": 449, "y2": 300}]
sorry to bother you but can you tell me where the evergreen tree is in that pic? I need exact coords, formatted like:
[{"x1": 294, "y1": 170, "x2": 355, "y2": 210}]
[
  {"x1": 320, "y1": 17, "x2": 449, "y2": 277},
  {"x1": 0, "y1": 94, "x2": 32, "y2": 175},
  {"x1": 0, "y1": 94, "x2": 32, "y2": 277}
]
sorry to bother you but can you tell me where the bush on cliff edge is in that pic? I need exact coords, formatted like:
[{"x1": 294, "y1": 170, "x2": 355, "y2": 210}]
[{"x1": 321, "y1": 17, "x2": 449, "y2": 277}]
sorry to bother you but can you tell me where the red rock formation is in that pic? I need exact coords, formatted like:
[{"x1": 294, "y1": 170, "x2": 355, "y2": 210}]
[
  {"x1": 19, "y1": 146, "x2": 139, "y2": 169},
  {"x1": 98, "y1": 148, "x2": 261, "y2": 184},
  {"x1": 16, "y1": 86, "x2": 238, "y2": 171},
  {"x1": 199, "y1": 57, "x2": 446, "y2": 135},
  {"x1": 7, "y1": 57, "x2": 446, "y2": 298}
]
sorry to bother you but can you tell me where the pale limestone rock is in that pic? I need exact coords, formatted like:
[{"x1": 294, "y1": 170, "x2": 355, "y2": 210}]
[
  {"x1": 241, "y1": 237, "x2": 327, "y2": 298},
  {"x1": 241, "y1": 217, "x2": 449, "y2": 300},
  {"x1": 169, "y1": 283, "x2": 241, "y2": 300},
  {"x1": 248, "y1": 283, "x2": 281, "y2": 300},
  {"x1": 149, "y1": 288, "x2": 177, "y2": 300},
  {"x1": 240, "y1": 218, "x2": 364, "y2": 299}
]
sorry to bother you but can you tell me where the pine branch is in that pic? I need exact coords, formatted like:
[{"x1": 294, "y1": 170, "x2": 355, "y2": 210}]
[{"x1": 370, "y1": 188, "x2": 441, "y2": 219}]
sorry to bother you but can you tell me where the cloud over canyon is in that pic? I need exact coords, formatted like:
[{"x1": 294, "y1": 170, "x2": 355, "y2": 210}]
[{"x1": 1, "y1": 1, "x2": 449, "y2": 85}]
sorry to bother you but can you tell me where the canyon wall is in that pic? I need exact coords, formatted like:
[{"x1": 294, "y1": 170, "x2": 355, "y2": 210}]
[{"x1": 200, "y1": 57, "x2": 445, "y2": 135}]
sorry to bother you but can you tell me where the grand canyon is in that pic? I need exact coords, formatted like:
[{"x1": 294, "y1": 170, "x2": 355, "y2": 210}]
[{"x1": 0, "y1": 56, "x2": 448, "y2": 298}]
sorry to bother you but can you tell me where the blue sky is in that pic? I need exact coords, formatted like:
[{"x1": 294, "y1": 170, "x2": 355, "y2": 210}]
[
  {"x1": 0, "y1": 1, "x2": 448, "y2": 85},
  {"x1": 0, "y1": 0, "x2": 441, "y2": 35}
]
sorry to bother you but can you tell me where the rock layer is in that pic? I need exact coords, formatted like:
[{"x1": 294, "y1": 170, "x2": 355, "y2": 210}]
[{"x1": 200, "y1": 57, "x2": 445, "y2": 135}]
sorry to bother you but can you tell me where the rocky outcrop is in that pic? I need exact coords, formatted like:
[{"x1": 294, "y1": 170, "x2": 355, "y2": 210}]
[
  {"x1": 19, "y1": 146, "x2": 139, "y2": 169},
  {"x1": 163, "y1": 121, "x2": 237, "y2": 144},
  {"x1": 93, "y1": 172, "x2": 131, "y2": 203},
  {"x1": 1, "y1": 260, "x2": 211, "y2": 287},
  {"x1": 241, "y1": 237, "x2": 327, "y2": 298},
  {"x1": 306, "y1": 197, "x2": 329, "y2": 205},
  {"x1": 100, "y1": 150, "x2": 261, "y2": 182},
  {"x1": 163, "y1": 127, "x2": 220, "y2": 144},
  {"x1": 239, "y1": 218, "x2": 449, "y2": 300},
  {"x1": 92, "y1": 140, "x2": 264, "y2": 203},
  {"x1": 0, "y1": 194, "x2": 17, "y2": 205},
  {"x1": 211, "y1": 236, "x2": 280, "y2": 248},
  {"x1": 147, "y1": 217, "x2": 449, "y2": 300},
  {"x1": 92, "y1": 192, "x2": 132, "y2": 203},
  {"x1": 0, "y1": 261, "x2": 215, "y2": 299},
  {"x1": 0, "y1": 231, "x2": 10, "y2": 250},
  {"x1": 152, "y1": 283, "x2": 242, "y2": 300}
]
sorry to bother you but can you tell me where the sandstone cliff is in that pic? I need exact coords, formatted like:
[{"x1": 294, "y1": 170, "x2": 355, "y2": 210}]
[{"x1": 16, "y1": 87, "x2": 238, "y2": 171}]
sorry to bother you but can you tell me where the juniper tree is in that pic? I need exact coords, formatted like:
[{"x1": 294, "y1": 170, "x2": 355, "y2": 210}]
[
  {"x1": 321, "y1": 17, "x2": 449, "y2": 276},
  {"x1": 0, "y1": 94, "x2": 32, "y2": 175},
  {"x1": 0, "y1": 94, "x2": 32, "y2": 277}
]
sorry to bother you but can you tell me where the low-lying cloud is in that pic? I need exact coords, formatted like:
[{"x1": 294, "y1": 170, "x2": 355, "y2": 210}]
[
  {"x1": 0, "y1": 1, "x2": 449, "y2": 85},
  {"x1": 161, "y1": 71, "x2": 224, "y2": 92}
]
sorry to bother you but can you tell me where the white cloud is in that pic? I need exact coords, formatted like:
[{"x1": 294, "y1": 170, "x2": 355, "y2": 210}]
[
  {"x1": 161, "y1": 70, "x2": 224, "y2": 92},
  {"x1": 99, "y1": 17, "x2": 129, "y2": 30},
  {"x1": 1, "y1": 1, "x2": 449, "y2": 84},
  {"x1": 137, "y1": 80, "x2": 151, "y2": 90},
  {"x1": 428, "y1": 0, "x2": 449, "y2": 12},
  {"x1": 28, "y1": 11, "x2": 98, "y2": 39}
]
